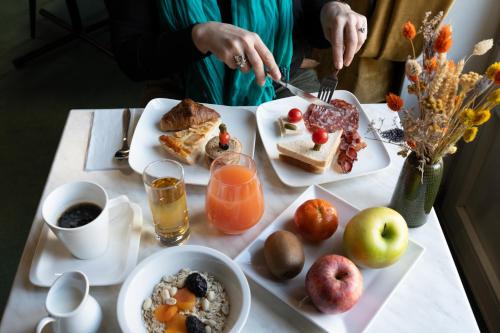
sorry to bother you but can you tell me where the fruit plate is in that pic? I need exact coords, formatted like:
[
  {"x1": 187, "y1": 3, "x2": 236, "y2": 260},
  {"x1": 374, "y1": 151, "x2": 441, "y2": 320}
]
[
  {"x1": 129, "y1": 98, "x2": 257, "y2": 185},
  {"x1": 235, "y1": 185, "x2": 424, "y2": 333},
  {"x1": 256, "y1": 90, "x2": 391, "y2": 187}
]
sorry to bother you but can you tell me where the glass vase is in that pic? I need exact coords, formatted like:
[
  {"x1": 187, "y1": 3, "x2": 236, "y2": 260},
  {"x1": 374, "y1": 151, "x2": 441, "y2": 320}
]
[{"x1": 390, "y1": 152, "x2": 443, "y2": 228}]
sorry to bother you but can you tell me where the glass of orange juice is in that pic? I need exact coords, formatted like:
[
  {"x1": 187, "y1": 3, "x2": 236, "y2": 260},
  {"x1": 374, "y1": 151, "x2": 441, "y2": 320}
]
[{"x1": 205, "y1": 152, "x2": 264, "y2": 234}]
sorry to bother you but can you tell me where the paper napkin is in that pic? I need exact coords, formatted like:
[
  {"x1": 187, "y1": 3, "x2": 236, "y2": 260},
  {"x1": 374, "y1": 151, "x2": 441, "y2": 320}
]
[{"x1": 85, "y1": 108, "x2": 143, "y2": 171}]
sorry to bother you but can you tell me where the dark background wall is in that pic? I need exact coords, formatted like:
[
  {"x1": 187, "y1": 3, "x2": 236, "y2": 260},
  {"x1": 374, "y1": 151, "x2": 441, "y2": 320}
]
[{"x1": 0, "y1": 0, "x2": 142, "y2": 318}]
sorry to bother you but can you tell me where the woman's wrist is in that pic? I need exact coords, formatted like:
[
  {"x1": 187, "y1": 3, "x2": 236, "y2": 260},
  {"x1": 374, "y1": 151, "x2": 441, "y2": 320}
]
[
  {"x1": 333, "y1": 0, "x2": 350, "y2": 6},
  {"x1": 324, "y1": 1, "x2": 350, "y2": 12},
  {"x1": 192, "y1": 23, "x2": 210, "y2": 54}
]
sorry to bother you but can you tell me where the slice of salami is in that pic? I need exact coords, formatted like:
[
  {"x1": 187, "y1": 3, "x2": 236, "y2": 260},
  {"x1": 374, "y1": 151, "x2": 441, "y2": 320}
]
[{"x1": 304, "y1": 99, "x2": 359, "y2": 134}]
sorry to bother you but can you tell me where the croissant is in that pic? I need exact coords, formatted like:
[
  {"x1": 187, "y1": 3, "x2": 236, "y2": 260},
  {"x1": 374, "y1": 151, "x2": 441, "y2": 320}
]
[{"x1": 160, "y1": 99, "x2": 221, "y2": 131}]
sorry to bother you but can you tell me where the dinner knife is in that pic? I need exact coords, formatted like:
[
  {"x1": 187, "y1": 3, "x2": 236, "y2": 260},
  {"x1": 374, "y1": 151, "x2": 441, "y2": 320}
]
[{"x1": 268, "y1": 74, "x2": 334, "y2": 109}]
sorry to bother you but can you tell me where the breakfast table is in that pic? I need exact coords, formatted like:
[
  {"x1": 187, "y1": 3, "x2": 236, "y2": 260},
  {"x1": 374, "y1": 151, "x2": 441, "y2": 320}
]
[{"x1": 0, "y1": 104, "x2": 479, "y2": 333}]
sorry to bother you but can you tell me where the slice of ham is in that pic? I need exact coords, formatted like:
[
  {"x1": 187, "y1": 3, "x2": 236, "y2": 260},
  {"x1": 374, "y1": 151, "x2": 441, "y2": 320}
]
[
  {"x1": 337, "y1": 153, "x2": 353, "y2": 173},
  {"x1": 304, "y1": 99, "x2": 366, "y2": 173},
  {"x1": 346, "y1": 146, "x2": 358, "y2": 160}
]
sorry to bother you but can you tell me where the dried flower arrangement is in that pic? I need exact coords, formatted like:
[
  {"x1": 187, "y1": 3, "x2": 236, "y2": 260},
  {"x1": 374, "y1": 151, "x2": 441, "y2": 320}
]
[{"x1": 371, "y1": 12, "x2": 500, "y2": 167}]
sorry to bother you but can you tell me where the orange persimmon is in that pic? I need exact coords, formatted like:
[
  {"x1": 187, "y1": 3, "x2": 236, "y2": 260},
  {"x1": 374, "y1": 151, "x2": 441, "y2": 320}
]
[
  {"x1": 174, "y1": 288, "x2": 196, "y2": 311},
  {"x1": 164, "y1": 314, "x2": 187, "y2": 333},
  {"x1": 294, "y1": 199, "x2": 338, "y2": 242},
  {"x1": 154, "y1": 305, "x2": 178, "y2": 323}
]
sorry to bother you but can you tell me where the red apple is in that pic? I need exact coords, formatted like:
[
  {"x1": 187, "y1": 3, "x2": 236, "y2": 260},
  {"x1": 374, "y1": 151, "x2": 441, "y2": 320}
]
[{"x1": 305, "y1": 254, "x2": 363, "y2": 314}]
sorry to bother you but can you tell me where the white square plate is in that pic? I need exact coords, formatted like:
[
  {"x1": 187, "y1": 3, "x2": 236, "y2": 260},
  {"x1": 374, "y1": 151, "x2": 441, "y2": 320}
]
[
  {"x1": 29, "y1": 196, "x2": 142, "y2": 287},
  {"x1": 129, "y1": 98, "x2": 257, "y2": 185},
  {"x1": 235, "y1": 185, "x2": 424, "y2": 333},
  {"x1": 256, "y1": 91, "x2": 391, "y2": 187}
]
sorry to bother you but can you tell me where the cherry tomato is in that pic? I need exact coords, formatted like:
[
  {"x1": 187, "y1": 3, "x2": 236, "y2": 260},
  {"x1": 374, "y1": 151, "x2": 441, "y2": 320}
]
[
  {"x1": 288, "y1": 108, "x2": 303, "y2": 123},
  {"x1": 294, "y1": 199, "x2": 338, "y2": 242},
  {"x1": 312, "y1": 128, "x2": 328, "y2": 145},
  {"x1": 219, "y1": 132, "x2": 230, "y2": 145}
]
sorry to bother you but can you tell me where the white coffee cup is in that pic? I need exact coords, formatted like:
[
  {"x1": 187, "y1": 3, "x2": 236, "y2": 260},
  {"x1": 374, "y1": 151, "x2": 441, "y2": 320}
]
[
  {"x1": 36, "y1": 271, "x2": 102, "y2": 333},
  {"x1": 42, "y1": 181, "x2": 110, "y2": 259}
]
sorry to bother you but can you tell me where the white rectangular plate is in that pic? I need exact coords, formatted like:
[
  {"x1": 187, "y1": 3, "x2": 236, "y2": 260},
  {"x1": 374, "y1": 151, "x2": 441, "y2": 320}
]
[
  {"x1": 129, "y1": 98, "x2": 257, "y2": 185},
  {"x1": 256, "y1": 91, "x2": 391, "y2": 187},
  {"x1": 30, "y1": 196, "x2": 142, "y2": 287},
  {"x1": 235, "y1": 185, "x2": 424, "y2": 333}
]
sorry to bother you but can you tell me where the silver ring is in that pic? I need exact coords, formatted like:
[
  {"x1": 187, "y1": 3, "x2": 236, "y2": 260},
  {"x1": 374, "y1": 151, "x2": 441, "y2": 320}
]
[
  {"x1": 358, "y1": 27, "x2": 366, "y2": 34},
  {"x1": 233, "y1": 54, "x2": 247, "y2": 68}
]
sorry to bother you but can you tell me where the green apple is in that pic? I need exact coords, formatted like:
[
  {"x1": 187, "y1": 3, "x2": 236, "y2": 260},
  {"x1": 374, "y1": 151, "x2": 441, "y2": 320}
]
[{"x1": 343, "y1": 207, "x2": 408, "y2": 268}]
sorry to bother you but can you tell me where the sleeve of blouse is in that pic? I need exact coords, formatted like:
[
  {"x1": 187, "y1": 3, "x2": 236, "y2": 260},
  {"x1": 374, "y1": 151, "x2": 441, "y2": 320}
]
[{"x1": 104, "y1": 0, "x2": 209, "y2": 81}]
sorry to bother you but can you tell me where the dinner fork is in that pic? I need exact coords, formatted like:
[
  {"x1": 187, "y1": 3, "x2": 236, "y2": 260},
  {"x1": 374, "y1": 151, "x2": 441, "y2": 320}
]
[{"x1": 318, "y1": 69, "x2": 339, "y2": 103}]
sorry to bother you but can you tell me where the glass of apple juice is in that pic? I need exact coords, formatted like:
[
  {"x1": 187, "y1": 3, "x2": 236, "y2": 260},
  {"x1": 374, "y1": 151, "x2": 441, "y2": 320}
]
[{"x1": 143, "y1": 159, "x2": 189, "y2": 246}]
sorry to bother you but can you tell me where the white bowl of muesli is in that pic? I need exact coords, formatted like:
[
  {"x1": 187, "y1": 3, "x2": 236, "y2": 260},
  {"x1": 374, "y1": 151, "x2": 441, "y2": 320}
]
[{"x1": 117, "y1": 245, "x2": 251, "y2": 333}]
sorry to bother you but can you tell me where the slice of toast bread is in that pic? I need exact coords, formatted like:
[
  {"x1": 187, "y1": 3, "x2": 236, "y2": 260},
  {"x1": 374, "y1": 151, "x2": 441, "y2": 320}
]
[
  {"x1": 276, "y1": 130, "x2": 342, "y2": 170},
  {"x1": 279, "y1": 154, "x2": 326, "y2": 173}
]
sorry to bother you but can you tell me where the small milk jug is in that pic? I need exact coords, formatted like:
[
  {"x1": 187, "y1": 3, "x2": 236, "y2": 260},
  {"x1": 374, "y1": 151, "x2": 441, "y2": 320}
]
[{"x1": 36, "y1": 271, "x2": 102, "y2": 333}]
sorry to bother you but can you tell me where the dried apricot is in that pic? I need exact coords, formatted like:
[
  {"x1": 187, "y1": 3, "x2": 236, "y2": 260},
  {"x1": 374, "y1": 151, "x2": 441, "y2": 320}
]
[
  {"x1": 154, "y1": 304, "x2": 178, "y2": 323},
  {"x1": 164, "y1": 313, "x2": 187, "y2": 333},
  {"x1": 174, "y1": 288, "x2": 196, "y2": 311}
]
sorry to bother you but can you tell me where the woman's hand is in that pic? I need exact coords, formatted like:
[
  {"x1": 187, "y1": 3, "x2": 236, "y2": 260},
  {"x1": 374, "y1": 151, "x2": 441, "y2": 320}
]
[
  {"x1": 320, "y1": 1, "x2": 368, "y2": 70},
  {"x1": 192, "y1": 22, "x2": 281, "y2": 86}
]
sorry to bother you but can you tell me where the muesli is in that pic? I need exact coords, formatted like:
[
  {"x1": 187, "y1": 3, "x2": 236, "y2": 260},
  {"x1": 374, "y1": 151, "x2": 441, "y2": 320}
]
[{"x1": 142, "y1": 268, "x2": 229, "y2": 333}]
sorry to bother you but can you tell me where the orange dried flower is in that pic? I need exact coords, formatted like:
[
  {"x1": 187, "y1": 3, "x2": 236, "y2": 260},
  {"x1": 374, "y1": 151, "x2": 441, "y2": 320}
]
[
  {"x1": 407, "y1": 140, "x2": 417, "y2": 149},
  {"x1": 402, "y1": 21, "x2": 417, "y2": 40},
  {"x1": 434, "y1": 25, "x2": 453, "y2": 53},
  {"x1": 386, "y1": 93, "x2": 404, "y2": 112},
  {"x1": 494, "y1": 70, "x2": 500, "y2": 85},
  {"x1": 408, "y1": 75, "x2": 418, "y2": 83},
  {"x1": 424, "y1": 57, "x2": 438, "y2": 72}
]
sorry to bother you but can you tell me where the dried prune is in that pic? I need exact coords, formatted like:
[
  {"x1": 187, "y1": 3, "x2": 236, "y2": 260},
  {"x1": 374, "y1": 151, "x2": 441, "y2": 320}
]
[
  {"x1": 186, "y1": 315, "x2": 205, "y2": 333},
  {"x1": 185, "y1": 273, "x2": 207, "y2": 297}
]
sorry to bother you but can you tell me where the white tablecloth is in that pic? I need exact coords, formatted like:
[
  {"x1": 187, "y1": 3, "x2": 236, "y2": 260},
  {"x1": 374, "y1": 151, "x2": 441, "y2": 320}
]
[{"x1": 0, "y1": 104, "x2": 479, "y2": 333}]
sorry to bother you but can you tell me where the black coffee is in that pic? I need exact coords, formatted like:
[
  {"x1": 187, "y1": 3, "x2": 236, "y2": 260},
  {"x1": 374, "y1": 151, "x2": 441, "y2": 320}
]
[{"x1": 57, "y1": 203, "x2": 102, "y2": 228}]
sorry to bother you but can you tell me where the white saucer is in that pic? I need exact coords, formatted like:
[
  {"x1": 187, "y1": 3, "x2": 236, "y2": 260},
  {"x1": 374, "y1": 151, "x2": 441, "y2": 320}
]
[{"x1": 29, "y1": 195, "x2": 143, "y2": 287}]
